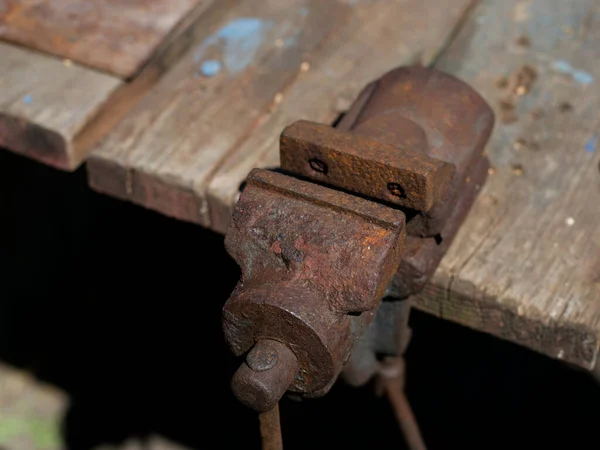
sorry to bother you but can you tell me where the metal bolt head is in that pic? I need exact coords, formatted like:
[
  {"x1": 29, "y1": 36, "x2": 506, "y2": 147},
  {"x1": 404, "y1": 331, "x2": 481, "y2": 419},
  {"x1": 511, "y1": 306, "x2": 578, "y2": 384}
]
[
  {"x1": 247, "y1": 343, "x2": 279, "y2": 371},
  {"x1": 231, "y1": 339, "x2": 298, "y2": 412}
]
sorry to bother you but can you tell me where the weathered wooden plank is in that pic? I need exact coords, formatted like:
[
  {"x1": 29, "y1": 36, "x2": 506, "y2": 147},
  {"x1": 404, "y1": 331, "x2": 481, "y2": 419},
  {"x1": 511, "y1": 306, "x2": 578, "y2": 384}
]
[
  {"x1": 70, "y1": 0, "x2": 217, "y2": 165},
  {"x1": 88, "y1": 0, "x2": 354, "y2": 224},
  {"x1": 206, "y1": 0, "x2": 477, "y2": 233},
  {"x1": 0, "y1": 42, "x2": 121, "y2": 170},
  {"x1": 411, "y1": 0, "x2": 600, "y2": 369},
  {"x1": 0, "y1": 0, "x2": 206, "y2": 78},
  {"x1": 0, "y1": 0, "x2": 216, "y2": 170}
]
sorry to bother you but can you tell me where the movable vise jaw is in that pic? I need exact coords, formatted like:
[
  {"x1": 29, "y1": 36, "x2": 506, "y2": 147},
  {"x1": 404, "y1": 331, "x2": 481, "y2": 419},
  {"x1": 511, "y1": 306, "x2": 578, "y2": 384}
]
[{"x1": 222, "y1": 66, "x2": 494, "y2": 412}]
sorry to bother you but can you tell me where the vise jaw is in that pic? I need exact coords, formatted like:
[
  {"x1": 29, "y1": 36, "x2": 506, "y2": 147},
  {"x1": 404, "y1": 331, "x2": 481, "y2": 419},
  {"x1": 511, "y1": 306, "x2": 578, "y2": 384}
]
[{"x1": 223, "y1": 169, "x2": 405, "y2": 411}]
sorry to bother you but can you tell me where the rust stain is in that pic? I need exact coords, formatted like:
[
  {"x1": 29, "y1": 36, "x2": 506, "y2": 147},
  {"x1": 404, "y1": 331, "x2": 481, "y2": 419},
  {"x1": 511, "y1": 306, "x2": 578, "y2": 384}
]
[
  {"x1": 270, "y1": 240, "x2": 282, "y2": 254},
  {"x1": 363, "y1": 230, "x2": 387, "y2": 248},
  {"x1": 0, "y1": 1, "x2": 23, "y2": 23}
]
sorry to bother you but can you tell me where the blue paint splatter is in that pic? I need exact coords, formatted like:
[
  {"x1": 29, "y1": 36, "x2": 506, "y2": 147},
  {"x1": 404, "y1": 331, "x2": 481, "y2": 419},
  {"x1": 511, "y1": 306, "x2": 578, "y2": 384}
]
[
  {"x1": 573, "y1": 70, "x2": 594, "y2": 85},
  {"x1": 23, "y1": 95, "x2": 32, "y2": 104},
  {"x1": 553, "y1": 59, "x2": 594, "y2": 85},
  {"x1": 194, "y1": 18, "x2": 273, "y2": 74},
  {"x1": 200, "y1": 59, "x2": 222, "y2": 77},
  {"x1": 585, "y1": 136, "x2": 597, "y2": 153},
  {"x1": 300, "y1": 6, "x2": 309, "y2": 17},
  {"x1": 553, "y1": 59, "x2": 572, "y2": 73}
]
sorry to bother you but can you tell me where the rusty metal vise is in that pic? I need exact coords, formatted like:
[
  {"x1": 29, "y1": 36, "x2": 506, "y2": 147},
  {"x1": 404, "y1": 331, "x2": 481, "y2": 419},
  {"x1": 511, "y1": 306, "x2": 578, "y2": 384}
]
[{"x1": 222, "y1": 66, "x2": 494, "y2": 415}]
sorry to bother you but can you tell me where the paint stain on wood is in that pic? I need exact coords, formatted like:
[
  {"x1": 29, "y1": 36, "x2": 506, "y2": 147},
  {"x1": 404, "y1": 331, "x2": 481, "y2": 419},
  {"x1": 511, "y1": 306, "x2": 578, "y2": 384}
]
[
  {"x1": 553, "y1": 59, "x2": 594, "y2": 85},
  {"x1": 194, "y1": 18, "x2": 274, "y2": 75}
]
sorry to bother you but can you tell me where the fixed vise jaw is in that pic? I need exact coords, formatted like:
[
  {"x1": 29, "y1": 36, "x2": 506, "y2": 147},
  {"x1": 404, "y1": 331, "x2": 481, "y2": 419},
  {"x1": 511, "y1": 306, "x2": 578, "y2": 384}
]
[
  {"x1": 223, "y1": 169, "x2": 406, "y2": 412},
  {"x1": 222, "y1": 66, "x2": 494, "y2": 411}
]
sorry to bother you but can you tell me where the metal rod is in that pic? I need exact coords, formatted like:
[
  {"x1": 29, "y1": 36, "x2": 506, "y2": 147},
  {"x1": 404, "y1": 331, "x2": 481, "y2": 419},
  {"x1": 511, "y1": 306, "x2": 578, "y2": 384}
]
[
  {"x1": 393, "y1": 301, "x2": 426, "y2": 450},
  {"x1": 259, "y1": 403, "x2": 283, "y2": 450},
  {"x1": 384, "y1": 377, "x2": 427, "y2": 450}
]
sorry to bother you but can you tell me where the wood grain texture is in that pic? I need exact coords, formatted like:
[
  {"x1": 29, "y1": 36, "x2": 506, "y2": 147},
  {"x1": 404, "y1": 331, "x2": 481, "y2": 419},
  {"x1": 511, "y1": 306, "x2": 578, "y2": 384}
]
[
  {"x1": 205, "y1": 0, "x2": 477, "y2": 232},
  {"x1": 71, "y1": 0, "x2": 217, "y2": 164},
  {"x1": 411, "y1": 0, "x2": 600, "y2": 369},
  {"x1": 88, "y1": 0, "x2": 355, "y2": 224},
  {"x1": 0, "y1": 42, "x2": 121, "y2": 170},
  {"x1": 0, "y1": 0, "x2": 205, "y2": 78}
]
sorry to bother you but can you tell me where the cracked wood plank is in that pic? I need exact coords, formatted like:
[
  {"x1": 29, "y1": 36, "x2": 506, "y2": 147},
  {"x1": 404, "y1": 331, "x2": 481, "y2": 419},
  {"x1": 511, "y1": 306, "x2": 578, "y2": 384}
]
[
  {"x1": 412, "y1": 0, "x2": 600, "y2": 370},
  {"x1": 0, "y1": 0, "x2": 207, "y2": 78}
]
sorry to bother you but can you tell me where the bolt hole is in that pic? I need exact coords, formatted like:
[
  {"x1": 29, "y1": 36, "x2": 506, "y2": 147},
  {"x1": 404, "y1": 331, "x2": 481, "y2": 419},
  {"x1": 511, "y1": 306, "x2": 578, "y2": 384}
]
[
  {"x1": 309, "y1": 158, "x2": 328, "y2": 174},
  {"x1": 387, "y1": 182, "x2": 406, "y2": 199},
  {"x1": 434, "y1": 234, "x2": 443, "y2": 245}
]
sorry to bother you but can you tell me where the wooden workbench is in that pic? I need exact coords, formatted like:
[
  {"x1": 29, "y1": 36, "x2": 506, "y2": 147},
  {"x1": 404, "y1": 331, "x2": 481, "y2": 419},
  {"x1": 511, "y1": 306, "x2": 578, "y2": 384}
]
[{"x1": 1, "y1": 0, "x2": 599, "y2": 370}]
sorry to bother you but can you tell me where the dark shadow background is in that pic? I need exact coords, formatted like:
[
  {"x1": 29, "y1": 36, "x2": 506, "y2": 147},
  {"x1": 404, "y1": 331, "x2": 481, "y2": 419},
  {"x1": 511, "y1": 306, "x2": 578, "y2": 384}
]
[{"x1": 1, "y1": 149, "x2": 599, "y2": 450}]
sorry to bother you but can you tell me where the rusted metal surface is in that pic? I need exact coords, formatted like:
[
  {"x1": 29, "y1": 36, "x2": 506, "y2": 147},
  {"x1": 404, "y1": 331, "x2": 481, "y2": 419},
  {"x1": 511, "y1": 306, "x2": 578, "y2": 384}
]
[
  {"x1": 344, "y1": 296, "x2": 426, "y2": 449},
  {"x1": 280, "y1": 120, "x2": 455, "y2": 212},
  {"x1": 349, "y1": 66, "x2": 493, "y2": 237},
  {"x1": 378, "y1": 357, "x2": 427, "y2": 450},
  {"x1": 223, "y1": 66, "x2": 493, "y2": 430},
  {"x1": 259, "y1": 404, "x2": 283, "y2": 450},
  {"x1": 342, "y1": 297, "x2": 413, "y2": 387},
  {"x1": 300, "y1": 66, "x2": 495, "y2": 237},
  {"x1": 223, "y1": 169, "x2": 406, "y2": 410},
  {"x1": 279, "y1": 66, "x2": 492, "y2": 298},
  {"x1": 231, "y1": 340, "x2": 298, "y2": 413},
  {"x1": 391, "y1": 154, "x2": 490, "y2": 298},
  {"x1": 338, "y1": 69, "x2": 492, "y2": 390}
]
